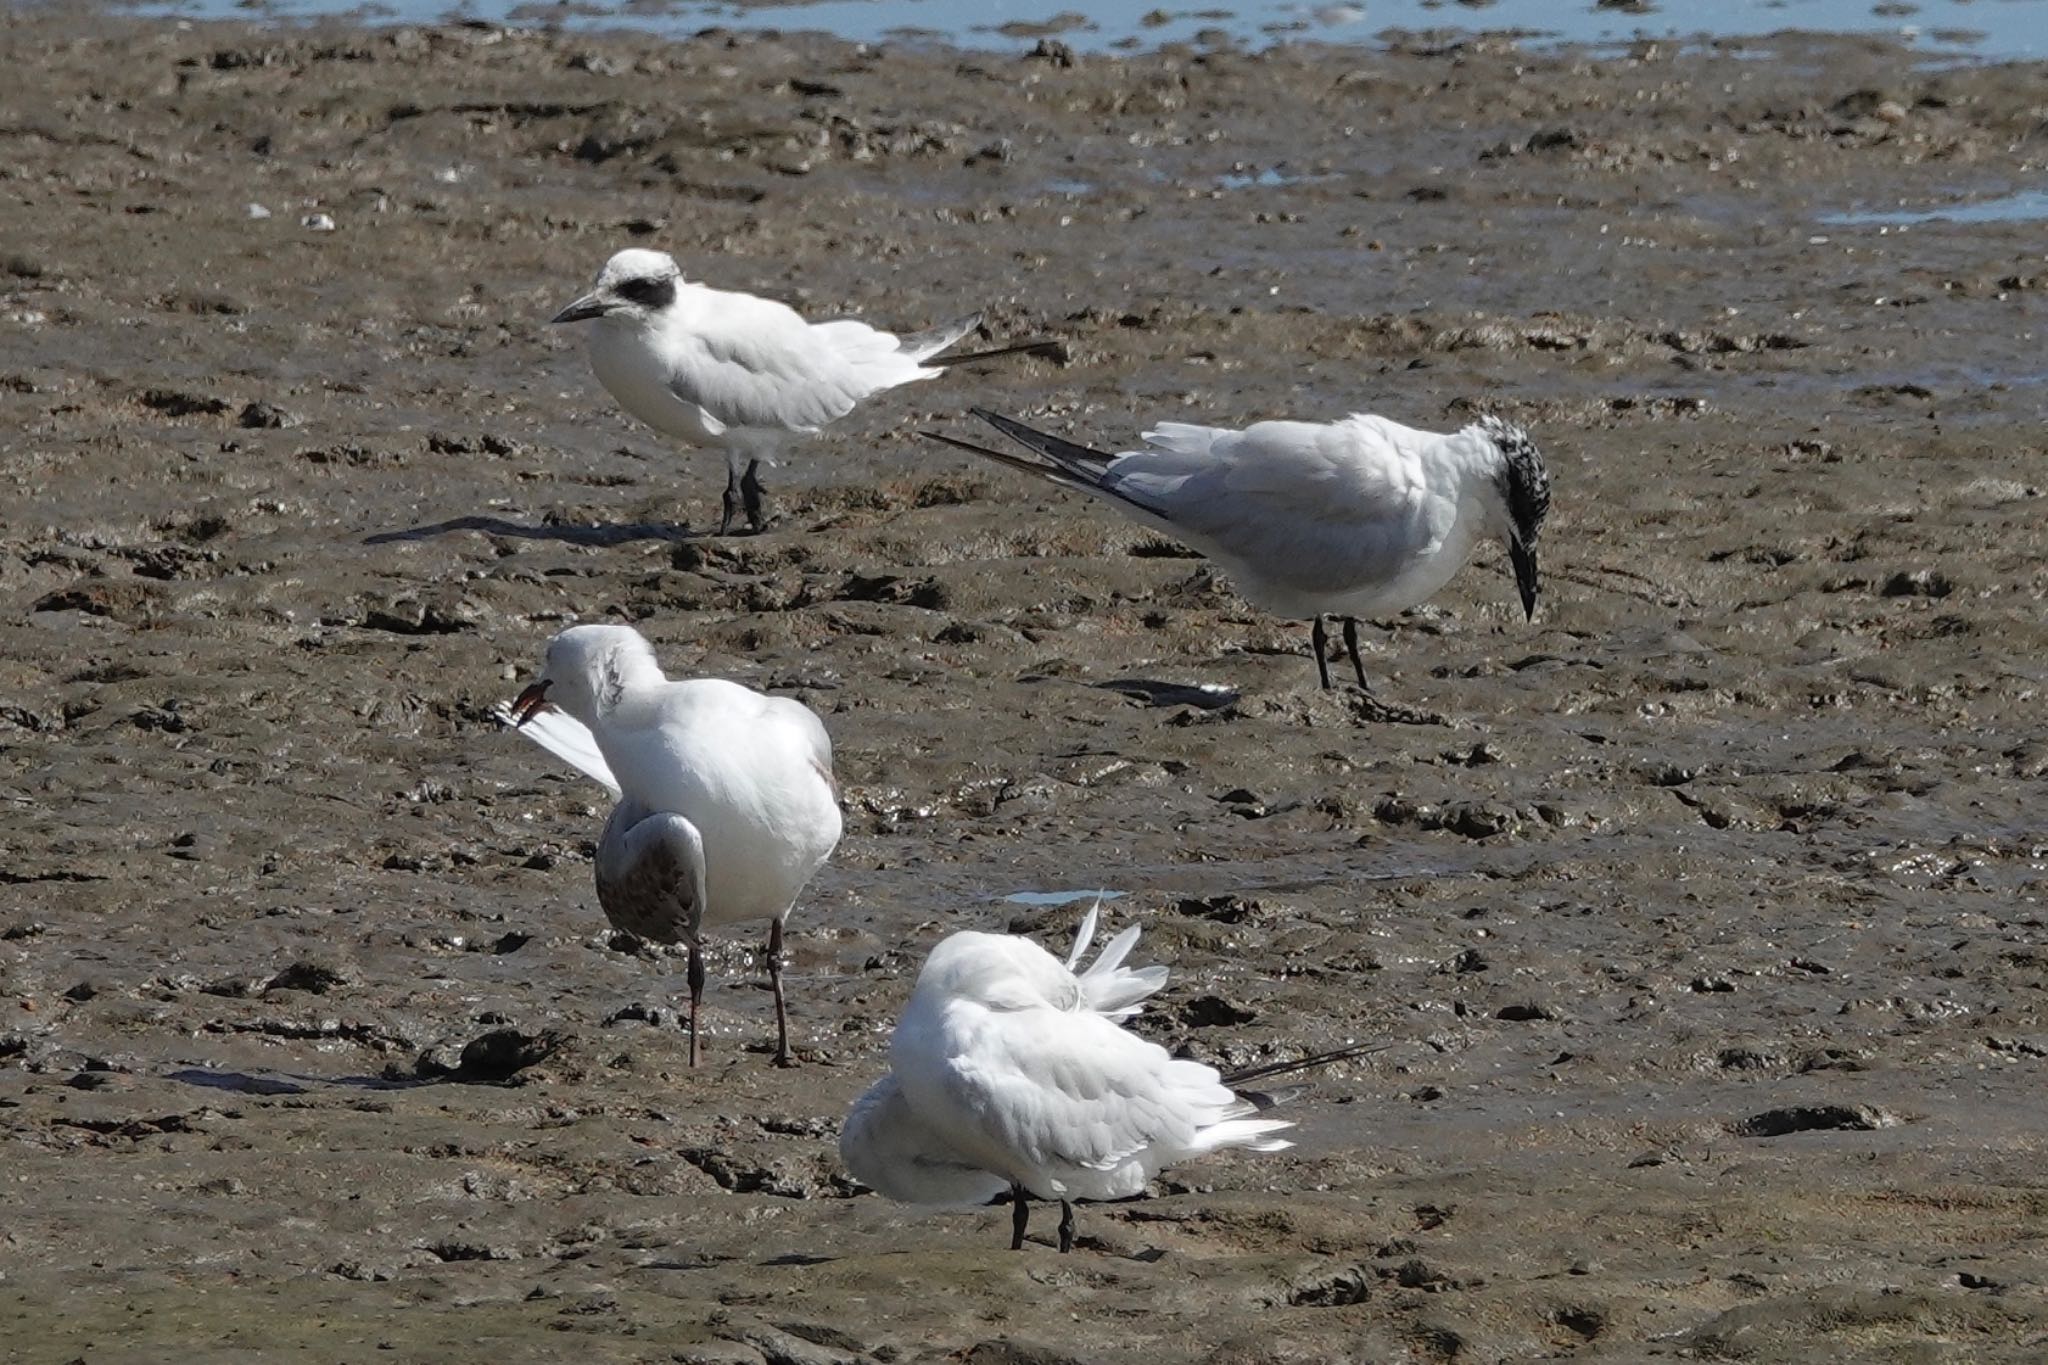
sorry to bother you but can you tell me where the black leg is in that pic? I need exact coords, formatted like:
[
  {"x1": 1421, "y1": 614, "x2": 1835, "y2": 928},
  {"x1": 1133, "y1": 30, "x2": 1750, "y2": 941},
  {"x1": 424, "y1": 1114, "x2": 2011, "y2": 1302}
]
[
  {"x1": 740, "y1": 458, "x2": 767, "y2": 534},
  {"x1": 1342, "y1": 617, "x2": 1370, "y2": 690},
  {"x1": 719, "y1": 465, "x2": 742, "y2": 537},
  {"x1": 686, "y1": 942, "x2": 706, "y2": 1069},
  {"x1": 1010, "y1": 1184, "x2": 1030, "y2": 1251},
  {"x1": 1057, "y1": 1200, "x2": 1075, "y2": 1254},
  {"x1": 1311, "y1": 615, "x2": 1332, "y2": 690},
  {"x1": 768, "y1": 918, "x2": 792, "y2": 1067}
]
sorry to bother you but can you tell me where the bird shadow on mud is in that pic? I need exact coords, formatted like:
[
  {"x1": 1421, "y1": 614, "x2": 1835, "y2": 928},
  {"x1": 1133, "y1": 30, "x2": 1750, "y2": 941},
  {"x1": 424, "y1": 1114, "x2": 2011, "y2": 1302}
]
[
  {"x1": 1088, "y1": 678, "x2": 1240, "y2": 710},
  {"x1": 363, "y1": 514, "x2": 702, "y2": 547},
  {"x1": 167, "y1": 1066, "x2": 422, "y2": 1096},
  {"x1": 166, "y1": 1030, "x2": 567, "y2": 1094}
]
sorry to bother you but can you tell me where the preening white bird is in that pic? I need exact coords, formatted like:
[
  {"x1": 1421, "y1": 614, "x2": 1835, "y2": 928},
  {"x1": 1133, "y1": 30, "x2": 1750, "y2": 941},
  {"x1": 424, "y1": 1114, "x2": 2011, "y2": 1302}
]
[
  {"x1": 550, "y1": 248, "x2": 1060, "y2": 535},
  {"x1": 504, "y1": 624, "x2": 842, "y2": 1067},
  {"x1": 926, "y1": 406, "x2": 1552, "y2": 701},
  {"x1": 840, "y1": 906, "x2": 1381, "y2": 1252}
]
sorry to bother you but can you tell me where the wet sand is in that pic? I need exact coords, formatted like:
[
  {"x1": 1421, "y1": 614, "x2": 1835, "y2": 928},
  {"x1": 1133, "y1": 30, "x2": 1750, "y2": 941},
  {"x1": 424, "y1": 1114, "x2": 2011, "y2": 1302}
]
[{"x1": 3, "y1": 8, "x2": 2048, "y2": 1360}]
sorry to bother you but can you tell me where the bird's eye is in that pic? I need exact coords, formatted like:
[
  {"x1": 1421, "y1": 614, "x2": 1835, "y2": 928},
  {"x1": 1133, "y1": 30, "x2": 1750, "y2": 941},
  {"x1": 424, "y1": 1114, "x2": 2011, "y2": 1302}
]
[{"x1": 615, "y1": 276, "x2": 673, "y2": 307}]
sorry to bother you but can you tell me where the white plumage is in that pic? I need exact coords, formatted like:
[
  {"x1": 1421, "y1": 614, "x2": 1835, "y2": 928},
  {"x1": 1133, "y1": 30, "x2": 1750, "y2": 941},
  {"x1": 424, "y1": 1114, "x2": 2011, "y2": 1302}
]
[
  {"x1": 929, "y1": 406, "x2": 1552, "y2": 696},
  {"x1": 840, "y1": 906, "x2": 1296, "y2": 1252},
  {"x1": 551, "y1": 248, "x2": 1050, "y2": 534},
  {"x1": 504, "y1": 623, "x2": 842, "y2": 1065}
]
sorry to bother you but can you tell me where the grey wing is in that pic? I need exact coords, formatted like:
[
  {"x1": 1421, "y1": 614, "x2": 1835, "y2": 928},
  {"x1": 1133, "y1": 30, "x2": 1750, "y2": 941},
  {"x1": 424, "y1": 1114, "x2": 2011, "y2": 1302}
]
[
  {"x1": 594, "y1": 803, "x2": 707, "y2": 946},
  {"x1": 675, "y1": 294, "x2": 867, "y2": 433}
]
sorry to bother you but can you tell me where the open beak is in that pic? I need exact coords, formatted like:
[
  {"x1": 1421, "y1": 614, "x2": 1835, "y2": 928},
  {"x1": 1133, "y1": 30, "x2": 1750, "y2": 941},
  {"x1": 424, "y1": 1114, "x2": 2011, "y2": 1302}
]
[
  {"x1": 549, "y1": 292, "x2": 609, "y2": 325},
  {"x1": 510, "y1": 681, "x2": 552, "y2": 725},
  {"x1": 1510, "y1": 540, "x2": 1540, "y2": 622}
]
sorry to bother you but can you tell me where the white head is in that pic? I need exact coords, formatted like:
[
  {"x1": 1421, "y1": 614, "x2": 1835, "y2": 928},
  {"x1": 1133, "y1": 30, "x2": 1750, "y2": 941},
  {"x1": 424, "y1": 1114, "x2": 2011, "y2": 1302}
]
[
  {"x1": 510, "y1": 623, "x2": 666, "y2": 730},
  {"x1": 549, "y1": 249, "x2": 682, "y2": 327}
]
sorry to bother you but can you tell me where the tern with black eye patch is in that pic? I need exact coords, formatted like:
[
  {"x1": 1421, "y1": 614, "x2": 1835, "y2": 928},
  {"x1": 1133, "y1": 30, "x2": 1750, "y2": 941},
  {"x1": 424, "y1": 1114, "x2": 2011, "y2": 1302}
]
[{"x1": 549, "y1": 248, "x2": 1059, "y2": 535}]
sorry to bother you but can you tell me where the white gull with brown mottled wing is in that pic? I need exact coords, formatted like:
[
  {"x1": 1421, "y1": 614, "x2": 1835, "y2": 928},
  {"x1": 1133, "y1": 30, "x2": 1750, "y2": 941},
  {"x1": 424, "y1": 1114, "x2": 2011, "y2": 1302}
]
[{"x1": 502, "y1": 623, "x2": 841, "y2": 1066}]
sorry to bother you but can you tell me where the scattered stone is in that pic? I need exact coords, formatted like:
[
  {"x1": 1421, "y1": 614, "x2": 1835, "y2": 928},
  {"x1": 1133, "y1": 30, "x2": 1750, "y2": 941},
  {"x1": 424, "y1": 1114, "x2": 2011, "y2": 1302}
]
[
  {"x1": 409, "y1": 1028, "x2": 566, "y2": 1084},
  {"x1": 1881, "y1": 569, "x2": 1954, "y2": 598},
  {"x1": 265, "y1": 962, "x2": 347, "y2": 995},
  {"x1": 140, "y1": 387, "x2": 230, "y2": 418},
  {"x1": 1179, "y1": 995, "x2": 1257, "y2": 1027},
  {"x1": 237, "y1": 401, "x2": 298, "y2": 429},
  {"x1": 1731, "y1": 1103, "x2": 1900, "y2": 1137}
]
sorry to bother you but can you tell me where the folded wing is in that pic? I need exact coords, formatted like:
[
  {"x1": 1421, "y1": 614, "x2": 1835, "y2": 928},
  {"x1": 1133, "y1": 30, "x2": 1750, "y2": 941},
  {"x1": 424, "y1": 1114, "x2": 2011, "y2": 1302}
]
[
  {"x1": 594, "y1": 802, "x2": 707, "y2": 946},
  {"x1": 921, "y1": 1004, "x2": 1292, "y2": 1202},
  {"x1": 497, "y1": 703, "x2": 621, "y2": 798},
  {"x1": 671, "y1": 292, "x2": 875, "y2": 433}
]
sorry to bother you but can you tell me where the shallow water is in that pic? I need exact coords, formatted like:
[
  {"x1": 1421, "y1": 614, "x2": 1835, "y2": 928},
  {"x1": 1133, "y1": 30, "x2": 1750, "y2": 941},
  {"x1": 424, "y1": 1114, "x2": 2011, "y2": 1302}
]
[
  {"x1": 116, "y1": 0, "x2": 2048, "y2": 57},
  {"x1": 1819, "y1": 184, "x2": 2048, "y2": 225}
]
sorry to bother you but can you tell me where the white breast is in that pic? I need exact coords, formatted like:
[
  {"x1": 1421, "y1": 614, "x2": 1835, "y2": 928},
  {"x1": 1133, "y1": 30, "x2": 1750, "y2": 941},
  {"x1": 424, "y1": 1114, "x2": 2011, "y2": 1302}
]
[{"x1": 589, "y1": 325, "x2": 726, "y2": 448}]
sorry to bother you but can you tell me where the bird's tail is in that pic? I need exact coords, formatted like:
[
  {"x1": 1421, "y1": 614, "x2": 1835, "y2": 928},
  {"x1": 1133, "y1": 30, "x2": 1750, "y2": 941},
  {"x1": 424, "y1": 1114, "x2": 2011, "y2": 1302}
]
[
  {"x1": 894, "y1": 312, "x2": 983, "y2": 362},
  {"x1": 1203, "y1": 1041, "x2": 1387, "y2": 1142},
  {"x1": 922, "y1": 408, "x2": 1168, "y2": 523},
  {"x1": 927, "y1": 339, "x2": 1065, "y2": 368},
  {"x1": 894, "y1": 311, "x2": 1063, "y2": 368},
  {"x1": 1223, "y1": 1040, "x2": 1390, "y2": 1114},
  {"x1": 1189, "y1": 1117, "x2": 1296, "y2": 1155}
]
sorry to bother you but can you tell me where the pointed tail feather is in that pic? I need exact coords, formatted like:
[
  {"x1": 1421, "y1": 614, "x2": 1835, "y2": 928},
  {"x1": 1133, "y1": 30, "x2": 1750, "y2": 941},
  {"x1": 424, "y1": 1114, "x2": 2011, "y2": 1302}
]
[
  {"x1": 925, "y1": 415, "x2": 1169, "y2": 523},
  {"x1": 894, "y1": 311, "x2": 983, "y2": 362},
  {"x1": 929, "y1": 339, "x2": 1065, "y2": 368},
  {"x1": 1223, "y1": 1040, "x2": 1390, "y2": 1089},
  {"x1": 1190, "y1": 1117, "x2": 1296, "y2": 1155},
  {"x1": 920, "y1": 430, "x2": 1105, "y2": 500},
  {"x1": 972, "y1": 407, "x2": 1116, "y2": 472}
]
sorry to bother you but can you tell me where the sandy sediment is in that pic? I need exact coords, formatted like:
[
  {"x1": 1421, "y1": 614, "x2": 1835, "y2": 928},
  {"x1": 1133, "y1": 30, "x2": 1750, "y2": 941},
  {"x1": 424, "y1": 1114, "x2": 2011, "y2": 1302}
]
[{"x1": 3, "y1": 8, "x2": 2047, "y2": 1360}]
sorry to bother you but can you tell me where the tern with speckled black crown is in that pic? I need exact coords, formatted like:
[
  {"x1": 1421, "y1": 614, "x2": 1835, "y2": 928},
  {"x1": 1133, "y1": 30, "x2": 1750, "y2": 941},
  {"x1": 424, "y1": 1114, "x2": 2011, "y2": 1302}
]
[
  {"x1": 550, "y1": 248, "x2": 1059, "y2": 534},
  {"x1": 926, "y1": 406, "x2": 1551, "y2": 710}
]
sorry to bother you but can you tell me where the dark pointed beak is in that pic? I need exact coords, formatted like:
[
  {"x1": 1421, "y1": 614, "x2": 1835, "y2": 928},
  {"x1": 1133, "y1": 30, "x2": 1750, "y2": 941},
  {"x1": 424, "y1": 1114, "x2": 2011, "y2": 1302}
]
[
  {"x1": 549, "y1": 292, "x2": 609, "y2": 325},
  {"x1": 1510, "y1": 540, "x2": 1540, "y2": 622},
  {"x1": 510, "y1": 681, "x2": 552, "y2": 725}
]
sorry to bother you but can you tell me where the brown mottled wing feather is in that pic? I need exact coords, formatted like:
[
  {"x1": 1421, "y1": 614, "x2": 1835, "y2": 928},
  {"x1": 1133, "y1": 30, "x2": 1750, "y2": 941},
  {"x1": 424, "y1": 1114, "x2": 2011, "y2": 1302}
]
[{"x1": 593, "y1": 802, "x2": 707, "y2": 946}]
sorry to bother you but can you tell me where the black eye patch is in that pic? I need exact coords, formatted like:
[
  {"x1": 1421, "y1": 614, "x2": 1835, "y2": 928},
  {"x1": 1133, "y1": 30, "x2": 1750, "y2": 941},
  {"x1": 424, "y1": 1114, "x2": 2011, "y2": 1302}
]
[{"x1": 615, "y1": 275, "x2": 676, "y2": 309}]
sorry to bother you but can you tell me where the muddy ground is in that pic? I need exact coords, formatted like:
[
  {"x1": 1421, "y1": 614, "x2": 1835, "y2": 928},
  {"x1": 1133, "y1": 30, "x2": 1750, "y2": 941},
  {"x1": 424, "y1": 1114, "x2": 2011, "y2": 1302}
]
[{"x1": 3, "y1": 7, "x2": 2048, "y2": 1361}]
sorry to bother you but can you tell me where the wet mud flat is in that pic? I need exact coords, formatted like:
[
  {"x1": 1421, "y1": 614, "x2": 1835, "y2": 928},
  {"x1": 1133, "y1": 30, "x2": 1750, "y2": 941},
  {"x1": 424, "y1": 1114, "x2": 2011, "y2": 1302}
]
[{"x1": 3, "y1": 6, "x2": 2048, "y2": 1360}]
